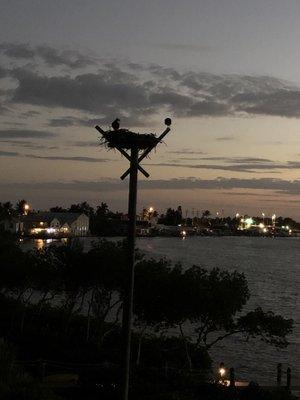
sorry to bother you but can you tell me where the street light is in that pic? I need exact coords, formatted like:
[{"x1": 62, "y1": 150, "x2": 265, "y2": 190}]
[
  {"x1": 219, "y1": 362, "x2": 226, "y2": 383},
  {"x1": 24, "y1": 203, "x2": 30, "y2": 215}
]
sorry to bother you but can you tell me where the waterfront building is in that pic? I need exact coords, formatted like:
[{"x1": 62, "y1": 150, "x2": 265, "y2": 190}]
[{"x1": 22, "y1": 212, "x2": 89, "y2": 236}]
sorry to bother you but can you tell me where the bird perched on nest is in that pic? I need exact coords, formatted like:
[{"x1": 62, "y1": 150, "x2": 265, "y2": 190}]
[{"x1": 111, "y1": 118, "x2": 120, "y2": 131}]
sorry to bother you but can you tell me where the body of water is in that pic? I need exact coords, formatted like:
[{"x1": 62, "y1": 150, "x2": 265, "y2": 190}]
[{"x1": 22, "y1": 236, "x2": 299, "y2": 386}]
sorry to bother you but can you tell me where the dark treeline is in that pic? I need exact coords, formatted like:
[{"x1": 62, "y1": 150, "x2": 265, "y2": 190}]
[
  {"x1": 158, "y1": 207, "x2": 300, "y2": 230},
  {"x1": 0, "y1": 231, "x2": 294, "y2": 399}
]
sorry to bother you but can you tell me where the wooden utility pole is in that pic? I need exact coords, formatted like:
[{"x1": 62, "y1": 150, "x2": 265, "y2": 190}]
[
  {"x1": 95, "y1": 119, "x2": 171, "y2": 400},
  {"x1": 121, "y1": 146, "x2": 138, "y2": 400}
]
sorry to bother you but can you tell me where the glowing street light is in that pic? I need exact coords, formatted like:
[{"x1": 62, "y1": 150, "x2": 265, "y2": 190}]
[
  {"x1": 272, "y1": 214, "x2": 276, "y2": 227},
  {"x1": 147, "y1": 206, "x2": 155, "y2": 222},
  {"x1": 219, "y1": 362, "x2": 226, "y2": 383},
  {"x1": 24, "y1": 203, "x2": 30, "y2": 215}
]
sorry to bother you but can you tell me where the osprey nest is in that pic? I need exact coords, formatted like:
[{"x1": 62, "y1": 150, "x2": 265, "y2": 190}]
[{"x1": 100, "y1": 129, "x2": 159, "y2": 150}]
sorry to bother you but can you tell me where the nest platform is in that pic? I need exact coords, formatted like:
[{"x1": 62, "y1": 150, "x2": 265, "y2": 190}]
[{"x1": 100, "y1": 129, "x2": 159, "y2": 150}]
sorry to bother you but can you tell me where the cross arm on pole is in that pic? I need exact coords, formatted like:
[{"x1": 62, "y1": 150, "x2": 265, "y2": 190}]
[
  {"x1": 120, "y1": 127, "x2": 170, "y2": 180},
  {"x1": 116, "y1": 147, "x2": 150, "y2": 178},
  {"x1": 95, "y1": 125, "x2": 150, "y2": 178}
]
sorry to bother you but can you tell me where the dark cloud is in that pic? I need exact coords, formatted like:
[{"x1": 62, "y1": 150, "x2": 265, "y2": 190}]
[
  {"x1": 0, "y1": 150, "x2": 20, "y2": 157},
  {"x1": 231, "y1": 89, "x2": 300, "y2": 117},
  {"x1": 0, "y1": 105, "x2": 8, "y2": 115},
  {"x1": 198, "y1": 156, "x2": 274, "y2": 163},
  {"x1": 0, "y1": 43, "x2": 35, "y2": 58},
  {"x1": 0, "y1": 177, "x2": 299, "y2": 195},
  {"x1": 148, "y1": 157, "x2": 300, "y2": 173},
  {"x1": 149, "y1": 90, "x2": 193, "y2": 115},
  {"x1": 47, "y1": 116, "x2": 87, "y2": 127},
  {"x1": 138, "y1": 177, "x2": 300, "y2": 195},
  {"x1": 174, "y1": 156, "x2": 274, "y2": 163},
  {"x1": 47, "y1": 116, "x2": 105, "y2": 128},
  {"x1": 216, "y1": 136, "x2": 236, "y2": 141},
  {"x1": 70, "y1": 141, "x2": 98, "y2": 148},
  {"x1": 188, "y1": 100, "x2": 229, "y2": 116},
  {"x1": 11, "y1": 68, "x2": 151, "y2": 119},
  {"x1": 0, "y1": 139, "x2": 59, "y2": 150},
  {"x1": 0, "y1": 43, "x2": 95, "y2": 68},
  {"x1": 0, "y1": 65, "x2": 7, "y2": 78},
  {"x1": 167, "y1": 149, "x2": 206, "y2": 155},
  {"x1": 26, "y1": 155, "x2": 108, "y2": 163},
  {"x1": 22, "y1": 110, "x2": 40, "y2": 117},
  {"x1": 4, "y1": 48, "x2": 300, "y2": 120},
  {"x1": 0, "y1": 129, "x2": 57, "y2": 139},
  {"x1": 3, "y1": 122, "x2": 25, "y2": 127},
  {"x1": 147, "y1": 162, "x2": 279, "y2": 173}
]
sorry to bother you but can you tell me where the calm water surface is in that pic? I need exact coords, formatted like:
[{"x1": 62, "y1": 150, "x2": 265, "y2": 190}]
[
  {"x1": 23, "y1": 236, "x2": 299, "y2": 386},
  {"x1": 136, "y1": 236, "x2": 299, "y2": 386}
]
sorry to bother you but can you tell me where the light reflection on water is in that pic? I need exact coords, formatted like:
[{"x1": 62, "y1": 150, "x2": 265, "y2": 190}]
[{"x1": 22, "y1": 236, "x2": 299, "y2": 386}]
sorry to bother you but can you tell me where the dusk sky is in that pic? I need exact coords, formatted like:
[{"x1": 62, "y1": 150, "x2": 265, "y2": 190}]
[{"x1": 1, "y1": 0, "x2": 300, "y2": 218}]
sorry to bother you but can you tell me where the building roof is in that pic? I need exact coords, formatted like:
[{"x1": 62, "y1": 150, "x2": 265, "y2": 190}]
[{"x1": 22, "y1": 212, "x2": 87, "y2": 224}]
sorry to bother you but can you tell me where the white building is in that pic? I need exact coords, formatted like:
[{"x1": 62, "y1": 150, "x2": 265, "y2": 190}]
[{"x1": 22, "y1": 212, "x2": 89, "y2": 236}]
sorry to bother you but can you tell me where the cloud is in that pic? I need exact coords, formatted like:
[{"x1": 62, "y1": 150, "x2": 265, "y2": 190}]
[
  {"x1": 0, "y1": 177, "x2": 299, "y2": 195},
  {"x1": 47, "y1": 116, "x2": 88, "y2": 127},
  {"x1": 197, "y1": 156, "x2": 274, "y2": 163},
  {"x1": 168, "y1": 149, "x2": 206, "y2": 155},
  {"x1": 11, "y1": 68, "x2": 151, "y2": 120},
  {"x1": 231, "y1": 89, "x2": 300, "y2": 117},
  {"x1": 0, "y1": 150, "x2": 20, "y2": 157},
  {"x1": 0, "y1": 105, "x2": 8, "y2": 115},
  {"x1": 70, "y1": 141, "x2": 98, "y2": 148},
  {"x1": 26, "y1": 155, "x2": 109, "y2": 163},
  {"x1": 4, "y1": 46, "x2": 300, "y2": 121},
  {"x1": 188, "y1": 100, "x2": 229, "y2": 116},
  {"x1": 216, "y1": 135, "x2": 236, "y2": 141},
  {"x1": 0, "y1": 139, "x2": 59, "y2": 150},
  {"x1": 0, "y1": 129, "x2": 57, "y2": 139},
  {"x1": 47, "y1": 116, "x2": 104, "y2": 128},
  {"x1": 22, "y1": 110, "x2": 40, "y2": 117},
  {"x1": 147, "y1": 162, "x2": 279, "y2": 173},
  {"x1": 0, "y1": 43, "x2": 95, "y2": 68},
  {"x1": 0, "y1": 43, "x2": 34, "y2": 58},
  {"x1": 147, "y1": 157, "x2": 300, "y2": 173},
  {"x1": 0, "y1": 65, "x2": 7, "y2": 78}
]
